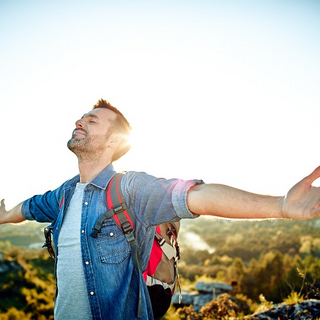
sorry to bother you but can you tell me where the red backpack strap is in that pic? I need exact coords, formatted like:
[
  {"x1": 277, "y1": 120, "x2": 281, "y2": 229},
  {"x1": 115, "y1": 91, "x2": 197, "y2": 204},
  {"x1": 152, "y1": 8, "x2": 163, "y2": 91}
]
[
  {"x1": 107, "y1": 173, "x2": 135, "y2": 235},
  {"x1": 90, "y1": 173, "x2": 134, "y2": 239}
]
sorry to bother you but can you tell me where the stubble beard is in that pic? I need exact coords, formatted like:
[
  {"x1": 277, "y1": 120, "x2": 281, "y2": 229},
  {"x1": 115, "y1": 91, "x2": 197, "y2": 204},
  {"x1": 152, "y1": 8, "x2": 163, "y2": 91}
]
[
  {"x1": 67, "y1": 132, "x2": 111, "y2": 161},
  {"x1": 67, "y1": 136, "x2": 89, "y2": 154}
]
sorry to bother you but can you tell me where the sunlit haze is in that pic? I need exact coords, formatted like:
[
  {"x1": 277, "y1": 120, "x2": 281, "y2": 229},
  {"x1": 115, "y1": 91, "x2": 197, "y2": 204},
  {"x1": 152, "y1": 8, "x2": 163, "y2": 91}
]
[{"x1": 0, "y1": 0, "x2": 319, "y2": 208}]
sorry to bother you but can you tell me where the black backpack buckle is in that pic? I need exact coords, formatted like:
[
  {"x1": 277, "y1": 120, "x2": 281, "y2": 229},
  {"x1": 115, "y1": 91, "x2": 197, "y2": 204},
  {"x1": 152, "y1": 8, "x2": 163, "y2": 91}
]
[{"x1": 121, "y1": 220, "x2": 133, "y2": 234}]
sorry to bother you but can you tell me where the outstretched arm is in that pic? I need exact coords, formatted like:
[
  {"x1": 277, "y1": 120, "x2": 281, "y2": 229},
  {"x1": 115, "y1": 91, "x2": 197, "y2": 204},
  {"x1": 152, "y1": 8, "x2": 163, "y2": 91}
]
[
  {"x1": 187, "y1": 167, "x2": 320, "y2": 220},
  {"x1": 0, "y1": 199, "x2": 25, "y2": 224}
]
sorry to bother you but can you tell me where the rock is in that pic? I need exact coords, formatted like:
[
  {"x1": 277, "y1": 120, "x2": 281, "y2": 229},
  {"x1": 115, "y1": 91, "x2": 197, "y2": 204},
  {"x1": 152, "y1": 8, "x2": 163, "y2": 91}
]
[
  {"x1": 171, "y1": 290, "x2": 198, "y2": 305},
  {"x1": 193, "y1": 293, "x2": 215, "y2": 312},
  {"x1": 172, "y1": 281, "x2": 233, "y2": 312},
  {"x1": 195, "y1": 281, "x2": 233, "y2": 293},
  {"x1": 172, "y1": 280, "x2": 320, "y2": 319},
  {"x1": 251, "y1": 299, "x2": 320, "y2": 320},
  {"x1": 0, "y1": 260, "x2": 24, "y2": 273}
]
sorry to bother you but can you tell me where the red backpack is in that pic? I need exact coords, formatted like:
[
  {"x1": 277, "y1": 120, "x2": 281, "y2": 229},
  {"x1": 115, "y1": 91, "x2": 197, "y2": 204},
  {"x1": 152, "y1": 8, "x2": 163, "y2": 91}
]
[{"x1": 90, "y1": 173, "x2": 181, "y2": 319}]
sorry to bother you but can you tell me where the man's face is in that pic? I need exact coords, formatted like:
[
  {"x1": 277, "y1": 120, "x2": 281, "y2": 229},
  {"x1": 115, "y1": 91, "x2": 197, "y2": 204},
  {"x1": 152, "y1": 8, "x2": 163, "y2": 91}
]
[{"x1": 67, "y1": 108, "x2": 117, "y2": 158}]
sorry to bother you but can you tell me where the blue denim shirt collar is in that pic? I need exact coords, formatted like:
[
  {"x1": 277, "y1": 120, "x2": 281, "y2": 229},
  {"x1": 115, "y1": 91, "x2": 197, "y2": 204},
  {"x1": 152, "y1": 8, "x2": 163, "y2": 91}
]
[
  {"x1": 66, "y1": 164, "x2": 116, "y2": 190},
  {"x1": 90, "y1": 164, "x2": 116, "y2": 190}
]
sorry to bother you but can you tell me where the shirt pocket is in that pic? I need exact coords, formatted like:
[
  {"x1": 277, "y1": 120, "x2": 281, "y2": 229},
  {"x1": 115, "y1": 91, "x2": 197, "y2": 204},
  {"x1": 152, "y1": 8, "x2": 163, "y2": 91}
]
[{"x1": 95, "y1": 219, "x2": 131, "y2": 264}]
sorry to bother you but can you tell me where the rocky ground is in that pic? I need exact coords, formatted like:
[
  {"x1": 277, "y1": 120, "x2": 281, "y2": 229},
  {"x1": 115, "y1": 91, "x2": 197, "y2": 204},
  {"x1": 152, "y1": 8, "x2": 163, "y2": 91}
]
[
  {"x1": 172, "y1": 281, "x2": 320, "y2": 319},
  {"x1": 251, "y1": 299, "x2": 320, "y2": 320}
]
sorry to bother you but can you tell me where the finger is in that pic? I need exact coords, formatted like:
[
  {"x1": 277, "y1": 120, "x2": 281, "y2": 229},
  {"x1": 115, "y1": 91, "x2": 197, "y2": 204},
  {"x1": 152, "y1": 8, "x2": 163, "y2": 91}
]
[{"x1": 304, "y1": 166, "x2": 320, "y2": 185}]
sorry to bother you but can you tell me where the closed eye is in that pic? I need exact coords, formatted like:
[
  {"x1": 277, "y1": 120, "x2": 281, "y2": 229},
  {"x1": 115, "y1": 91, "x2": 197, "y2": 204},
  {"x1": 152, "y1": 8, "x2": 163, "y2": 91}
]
[{"x1": 82, "y1": 113, "x2": 100, "y2": 124}]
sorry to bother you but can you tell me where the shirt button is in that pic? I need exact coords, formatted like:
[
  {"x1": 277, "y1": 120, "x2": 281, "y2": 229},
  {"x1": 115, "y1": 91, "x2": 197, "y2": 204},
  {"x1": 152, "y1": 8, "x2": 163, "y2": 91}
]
[
  {"x1": 85, "y1": 261, "x2": 89, "y2": 265},
  {"x1": 81, "y1": 230, "x2": 85, "y2": 234},
  {"x1": 90, "y1": 291, "x2": 95, "y2": 296},
  {"x1": 84, "y1": 202, "x2": 88, "y2": 206},
  {"x1": 110, "y1": 232, "x2": 114, "y2": 237}
]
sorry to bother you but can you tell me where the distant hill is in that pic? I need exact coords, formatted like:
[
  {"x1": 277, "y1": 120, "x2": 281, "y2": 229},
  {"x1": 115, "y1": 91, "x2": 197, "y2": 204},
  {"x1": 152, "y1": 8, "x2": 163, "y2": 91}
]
[
  {"x1": 0, "y1": 221, "x2": 48, "y2": 248},
  {"x1": 179, "y1": 216, "x2": 320, "y2": 261}
]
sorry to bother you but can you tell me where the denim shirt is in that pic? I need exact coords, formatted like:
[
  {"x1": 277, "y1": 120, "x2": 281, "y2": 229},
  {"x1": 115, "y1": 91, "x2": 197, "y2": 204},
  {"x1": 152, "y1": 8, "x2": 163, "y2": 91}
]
[{"x1": 21, "y1": 164, "x2": 202, "y2": 320}]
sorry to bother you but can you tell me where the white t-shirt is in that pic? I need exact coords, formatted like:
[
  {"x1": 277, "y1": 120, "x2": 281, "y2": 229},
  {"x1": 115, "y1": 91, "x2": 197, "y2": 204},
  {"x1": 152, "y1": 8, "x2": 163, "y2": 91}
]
[{"x1": 54, "y1": 183, "x2": 92, "y2": 319}]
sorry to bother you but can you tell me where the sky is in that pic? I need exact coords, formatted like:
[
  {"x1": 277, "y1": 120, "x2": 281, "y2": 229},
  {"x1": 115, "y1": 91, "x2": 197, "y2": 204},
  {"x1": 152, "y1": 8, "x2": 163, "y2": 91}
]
[{"x1": 0, "y1": 0, "x2": 320, "y2": 209}]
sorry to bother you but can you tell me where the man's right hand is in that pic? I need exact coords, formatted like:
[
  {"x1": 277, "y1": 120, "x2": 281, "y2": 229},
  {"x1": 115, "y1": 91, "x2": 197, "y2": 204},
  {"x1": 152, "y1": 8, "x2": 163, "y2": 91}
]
[
  {"x1": 0, "y1": 199, "x2": 7, "y2": 224},
  {"x1": 0, "y1": 199, "x2": 25, "y2": 225}
]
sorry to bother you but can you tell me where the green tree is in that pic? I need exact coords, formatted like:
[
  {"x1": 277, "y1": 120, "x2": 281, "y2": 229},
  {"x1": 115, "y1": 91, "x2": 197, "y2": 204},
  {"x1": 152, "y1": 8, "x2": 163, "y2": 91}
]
[{"x1": 227, "y1": 257, "x2": 245, "y2": 287}]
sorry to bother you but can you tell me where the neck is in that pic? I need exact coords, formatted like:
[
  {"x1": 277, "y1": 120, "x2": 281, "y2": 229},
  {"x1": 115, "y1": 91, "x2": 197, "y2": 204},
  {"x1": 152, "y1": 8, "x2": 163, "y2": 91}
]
[{"x1": 77, "y1": 157, "x2": 112, "y2": 183}]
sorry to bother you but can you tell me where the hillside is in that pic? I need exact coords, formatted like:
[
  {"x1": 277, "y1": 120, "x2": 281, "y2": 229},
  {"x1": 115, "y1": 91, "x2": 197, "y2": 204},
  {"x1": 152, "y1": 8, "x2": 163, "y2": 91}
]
[
  {"x1": 0, "y1": 222, "x2": 49, "y2": 248},
  {"x1": 3, "y1": 217, "x2": 320, "y2": 254},
  {"x1": 1, "y1": 217, "x2": 320, "y2": 319}
]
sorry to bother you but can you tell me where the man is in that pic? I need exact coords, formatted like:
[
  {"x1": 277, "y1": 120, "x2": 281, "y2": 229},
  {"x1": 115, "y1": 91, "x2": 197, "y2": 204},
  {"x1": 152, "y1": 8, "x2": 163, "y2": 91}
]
[{"x1": 1, "y1": 99, "x2": 320, "y2": 320}]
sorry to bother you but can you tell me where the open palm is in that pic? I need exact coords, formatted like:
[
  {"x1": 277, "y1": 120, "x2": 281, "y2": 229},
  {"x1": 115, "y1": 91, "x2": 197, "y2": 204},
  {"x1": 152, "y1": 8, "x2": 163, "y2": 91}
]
[{"x1": 282, "y1": 167, "x2": 320, "y2": 220}]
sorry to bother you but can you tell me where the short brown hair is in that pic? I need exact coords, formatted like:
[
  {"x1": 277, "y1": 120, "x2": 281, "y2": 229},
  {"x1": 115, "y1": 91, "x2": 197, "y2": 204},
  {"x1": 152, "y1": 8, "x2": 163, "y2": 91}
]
[{"x1": 93, "y1": 99, "x2": 132, "y2": 161}]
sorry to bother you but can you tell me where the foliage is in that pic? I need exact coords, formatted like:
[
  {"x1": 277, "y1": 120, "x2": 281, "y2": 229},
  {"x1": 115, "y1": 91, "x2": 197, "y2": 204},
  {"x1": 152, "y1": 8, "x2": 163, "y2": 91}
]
[
  {"x1": 181, "y1": 217, "x2": 320, "y2": 262},
  {"x1": 283, "y1": 291, "x2": 304, "y2": 305},
  {"x1": 176, "y1": 294, "x2": 241, "y2": 319},
  {"x1": 177, "y1": 217, "x2": 320, "y2": 303},
  {"x1": 0, "y1": 246, "x2": 54, "y2": 319},
  {"x1": 253, "y1": 294, "x2": 273, "y2": 314},
  {"x1": 0, "y1": 308, "x2": 31, "y2": 320}
]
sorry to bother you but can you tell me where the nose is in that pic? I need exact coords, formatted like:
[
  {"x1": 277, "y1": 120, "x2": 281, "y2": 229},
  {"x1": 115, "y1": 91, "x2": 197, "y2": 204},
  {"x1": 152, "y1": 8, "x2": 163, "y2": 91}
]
[{"x1": 75, "y1": 118, "x2": 84, "y2": 128}]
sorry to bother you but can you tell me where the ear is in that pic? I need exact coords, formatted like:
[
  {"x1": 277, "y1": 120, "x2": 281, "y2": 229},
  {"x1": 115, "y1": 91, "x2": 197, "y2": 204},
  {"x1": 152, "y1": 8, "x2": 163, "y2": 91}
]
[{"x1": 108, "y1": 134, "x2": 122, "y2": 148}]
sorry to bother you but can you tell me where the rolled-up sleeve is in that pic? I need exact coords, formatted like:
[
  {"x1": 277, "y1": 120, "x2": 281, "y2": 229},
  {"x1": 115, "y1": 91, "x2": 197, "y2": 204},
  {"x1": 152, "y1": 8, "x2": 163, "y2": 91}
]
[
  {"x1": 21, "y1": 199, "x2": 35, "y2": 221},
  {"x1": 172, "y1": 179, "x2": 204, "y2": 219},
  {"x1": 21, "y1": 188, "x2": 63, "y2": 223},
  {"x1": 123, "y1": 171, "x2": 204, "y2": 226}
]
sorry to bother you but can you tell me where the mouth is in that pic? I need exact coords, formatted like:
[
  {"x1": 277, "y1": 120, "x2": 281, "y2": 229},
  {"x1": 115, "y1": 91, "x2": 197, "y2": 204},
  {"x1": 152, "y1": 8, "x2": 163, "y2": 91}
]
[{"x1": 72, "y1": 129, "x2": 87, "y2": 137}]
